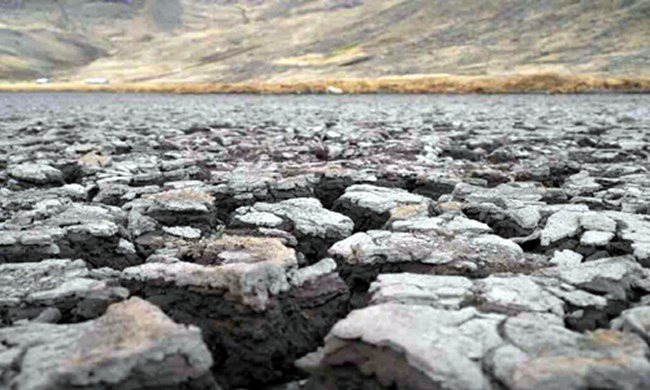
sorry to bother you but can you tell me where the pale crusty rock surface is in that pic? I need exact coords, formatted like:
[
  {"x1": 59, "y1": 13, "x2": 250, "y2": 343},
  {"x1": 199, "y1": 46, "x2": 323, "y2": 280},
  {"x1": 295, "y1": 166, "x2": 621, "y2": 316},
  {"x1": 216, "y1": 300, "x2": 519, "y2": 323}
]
[
  {"x1": 301, "y1": 304, "x2": 502, "y2": 390},
  {"x1": 122, "y1": 251, "x2": 294, "y2": 312},
  {"x1": 124, "y1": 187, "x2": 220, "y2": 234},
  {"x1": 301, "y1": 258, "x2": 650, "y2": 390},
  {"x1": 333, "y1": 184, "x2": 434, "y2": 231},
  {"x1": 611, "y1": 306, "x2": 650, "y2": 343},
  {"x1": 230, "y1": 198, "x2": 354, "y2": 260},
  {"x1": 329, "y1": 229, "x2": 527, "y2": 269},
  {"x1": 0, "y1": 297, "x2": 218, "y2": 390},
  {"x1": 2, "y1": 94, "x2": 650, "y2": 389},
  {"x1": 7, "y1": 163, "x2": 64, "y2": 187},
  {"x1": 289, "y1": 258, "x2": 339, "y2": 288},
  {"x1": 327, "y1": 222, "x2": 543, "y2": 307},
  {"x1": 0, "y1": 203, "x2": 140, "y2": 269},
  {"x1": 211, "y1": 169, "x2": 320, "y2": 219},
  {"x1": 121, "y1": 234, "x2": 349, "y2": 388},
  {"x1": 550, "y1": 249, "x2": 583, "y2": 266},
  {"x1": 0, "y1": 259, "x2": 128, "y2": 326},
  {"x1": 368, "y1": 256, "x2": 650, "y2": 330}
]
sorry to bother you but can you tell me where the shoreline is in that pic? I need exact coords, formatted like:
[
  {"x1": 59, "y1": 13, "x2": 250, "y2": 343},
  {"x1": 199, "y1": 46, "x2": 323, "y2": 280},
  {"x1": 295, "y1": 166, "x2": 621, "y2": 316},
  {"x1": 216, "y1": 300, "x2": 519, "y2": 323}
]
[{"x1": 1, "y1": 74, "x2": 649, "y2": 94}]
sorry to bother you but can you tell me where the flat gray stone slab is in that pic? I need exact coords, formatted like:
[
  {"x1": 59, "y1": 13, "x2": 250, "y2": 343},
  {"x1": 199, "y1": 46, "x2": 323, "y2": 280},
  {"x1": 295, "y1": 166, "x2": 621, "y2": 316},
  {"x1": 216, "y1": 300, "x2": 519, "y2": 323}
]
[
  {"x1": 122, "y1": 234, "x2": 298, "y2": 311},
  {"x1": 231, "y1": 197, "x2": 354, "y2": 259},
  {"x1": 8, "y1": 163, "x2": 64, "y2": 186},
  {"x1": 328, "y1": 229, "x2": 537, "y2": 276},
  {"x1": 121, "y1": 235, "x2": 349, "y2": 389},
  {"x1": 0, "y1": 259, "x2": 127, "y2": 326},
  {"x1": 301, "y1": 259, "x2": 650, "y2": 390},
  {"x1": 0, "y1": 297, "x2": 217, "y2": 390},
  {"x1": 333, "y1": 184, "x2": 433, "y2": 230}
]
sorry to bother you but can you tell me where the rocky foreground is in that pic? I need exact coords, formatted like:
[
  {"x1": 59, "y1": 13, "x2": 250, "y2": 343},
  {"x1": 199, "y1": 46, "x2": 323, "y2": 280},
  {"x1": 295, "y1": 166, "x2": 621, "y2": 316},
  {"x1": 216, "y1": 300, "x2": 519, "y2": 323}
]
[{"x1": 1, "y1": 93, "x2": 650, "y2": 389}]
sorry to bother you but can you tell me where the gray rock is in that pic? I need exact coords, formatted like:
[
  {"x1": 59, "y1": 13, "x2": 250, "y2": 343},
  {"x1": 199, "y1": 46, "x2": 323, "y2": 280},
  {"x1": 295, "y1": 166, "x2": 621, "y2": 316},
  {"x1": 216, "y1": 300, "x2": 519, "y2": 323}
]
[
  {"x1": 580, "y1": 230, "x2": 615, "y2": 246},
  {"x1": 489, "y1": 319, "x2": 650, "y2": 390},
  {"x1": 0, "y1": 203, "x2": 140, "y2": 269},
  {"x1": 312, "y1": 166, "x2": 381, "y2": 207},
  {"x1": 438, "y1": 215, "x2": 492, "y2": 234},
  {"x1": 368, "y1": 273, "x2": 474, "y2": 308},
  {"x1": 8, "y1": 163, "x2": 64, "y2": 186},
  {"x1": 0, "y1": 259, "x2": 128, "y2": 326},
  {"x1": 475, "y1": 275, "x2": 565, "y2": 316},
  {"x1": 328, "y1": 229, "x2": 543, "y2": 307},
  {"x1": 125, "y1": 188, "x2": 219, "y2": 234},
  {"x1": 367, "y1": 270, "x2": 615, "y2": 330},
  {"x1": 550, "y1": 249, "x2": 583, "y2": 267},
  {"x1": 412, "y1": 173, "x2": 461, "y2": 200},
  {"x1": 212, "y1": 169, "x2": 318, "y2": 219},
  {"x1": 299, "y1": 304, "x2": 501, "y2": 390},
  {"x1": 455, "y1": 182, "x2": 546, "y2": 204},
  {"x1": 611, "y1": 306, "x2": 650, "y2": 343},
  {"x1": 535, "y1": 256, "x2": 650, "y2": 301},
  {"x1": 31, "y1": 307, "x2": 62, "y2": 324},
  {"x1": 535, "y1": 209, "x2": 650, "y2": 265},
  {"x1": 604, "y1": 211, "x2": 650, "y2": 265},
  {"x1": 0, "y1": 186, "x2": 88, "y2": 222},
  {"x1": 231, "y1": 198, "x2": 354, "y2": 259},
  {"x1": 562, "y1": 171, "x2": 602, "y2": 197},
  {"x1": 389, "y1": 216, "x2": 446, "y2": 232},
  {"x1": 289, "y1": 258, "x2": 338, "y2": 287},
  {"x1": 540, "y1": 209, "x2": 582, "y2": 246},
  {"x1": 162, "y1": 225, "x2": 203, "y2": 239},
  {"x1": 122, "y1": 247, "x2": 295, "y2": 312},
  {"x1": 329, "y1": 230, "x2": 450, "y2": 265},
  {"x1": 121, "y1": 234, "x2": 349, "y2": 388},
  {"x1": 127, "y1": 209, "x2": 159, "y2": 237},
  {"x1": 330, "y1": 229, "x2": 537, "y2": 273},
  {"x1": 302, "y1": 265, "x2": 650, "y2": 389},
  {"x1": 580, "y1": 212, "x2": 617, "y2": 232},
  {"x1": 389, "y1": 215, "x2": 490, "y2": 236},
  {"x1": 333, "y1": 184, "x2": 433, "y2": 230},
  {"x1": 472, "y1": 234, "x2": 523, "y2": 254},
  {"x1": 93, "y1": 183, "x2": 160, "y2": 206},
  {"x1": 0, "y1": 297, "x2": 218, "y2": 390},
  {"x1": 462, "y1": 202, "x2": 541, "y2": 238}
]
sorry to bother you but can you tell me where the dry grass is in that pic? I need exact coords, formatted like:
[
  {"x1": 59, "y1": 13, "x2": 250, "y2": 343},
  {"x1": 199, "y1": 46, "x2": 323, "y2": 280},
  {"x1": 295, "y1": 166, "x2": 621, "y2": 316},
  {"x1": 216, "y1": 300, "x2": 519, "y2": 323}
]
[{"x1": 1, "y1": 73, "x2": 649, "y2": 94}]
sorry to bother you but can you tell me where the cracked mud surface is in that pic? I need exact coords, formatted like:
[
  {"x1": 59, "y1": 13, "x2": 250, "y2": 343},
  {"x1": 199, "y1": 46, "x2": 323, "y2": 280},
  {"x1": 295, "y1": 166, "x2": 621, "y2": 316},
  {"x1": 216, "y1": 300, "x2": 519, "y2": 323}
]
[{"x1": 1, "y1": 93, "x2": 650, "y2": 389}]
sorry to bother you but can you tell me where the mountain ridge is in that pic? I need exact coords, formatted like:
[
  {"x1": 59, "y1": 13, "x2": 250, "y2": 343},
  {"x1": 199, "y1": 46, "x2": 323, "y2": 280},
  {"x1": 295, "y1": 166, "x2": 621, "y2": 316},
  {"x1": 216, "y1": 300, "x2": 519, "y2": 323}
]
[{"x1": 1, "y1": 0, "x2": 649, "y2": 83}]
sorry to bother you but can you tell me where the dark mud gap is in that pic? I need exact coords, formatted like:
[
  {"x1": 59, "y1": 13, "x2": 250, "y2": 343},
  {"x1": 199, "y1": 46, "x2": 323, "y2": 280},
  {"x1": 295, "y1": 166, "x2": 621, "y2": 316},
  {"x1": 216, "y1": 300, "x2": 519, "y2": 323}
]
[{"x1": 122, "y1": 276, "x2": 350, "y2": 389}]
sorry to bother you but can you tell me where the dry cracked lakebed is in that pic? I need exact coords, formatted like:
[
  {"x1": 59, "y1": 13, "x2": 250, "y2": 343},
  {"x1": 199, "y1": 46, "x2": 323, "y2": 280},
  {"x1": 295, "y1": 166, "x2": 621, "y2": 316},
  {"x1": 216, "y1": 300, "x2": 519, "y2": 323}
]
[{"x1": 1, "y1": 93, "x2": 650, "y2": 389}]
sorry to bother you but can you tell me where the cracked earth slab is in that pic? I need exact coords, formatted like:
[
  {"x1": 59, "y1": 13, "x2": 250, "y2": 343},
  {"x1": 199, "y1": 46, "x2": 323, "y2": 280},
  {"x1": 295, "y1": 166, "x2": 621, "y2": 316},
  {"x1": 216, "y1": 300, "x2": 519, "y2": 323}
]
[
  {"x1": 121, "y1": 235, "x2": 349, "y2": 389},
  {"x1": 299, "y1": 257, "x2": 650, "y2": 390},
  {"x1": 0, "y1": 297, "x2": 218, "y2": 390},
  {"x1": 1, "y1": 94, "x2": 650, "y2": 389},
  {"x1": 0, "y1": 258, "x2": 128, "y2": 327}
]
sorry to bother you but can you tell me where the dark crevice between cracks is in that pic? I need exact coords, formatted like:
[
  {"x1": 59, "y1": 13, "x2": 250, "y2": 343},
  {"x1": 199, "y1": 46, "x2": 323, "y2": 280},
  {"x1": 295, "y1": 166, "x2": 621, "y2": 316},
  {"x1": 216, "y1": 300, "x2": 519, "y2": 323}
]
[{"x1": 121, "y1": 274, "x2": 350, "y2": 390}]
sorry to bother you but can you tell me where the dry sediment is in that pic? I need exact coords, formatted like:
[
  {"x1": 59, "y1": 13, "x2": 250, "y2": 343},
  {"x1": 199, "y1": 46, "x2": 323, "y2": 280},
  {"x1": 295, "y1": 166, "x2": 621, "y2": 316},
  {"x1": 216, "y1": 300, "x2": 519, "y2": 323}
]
[{"x1": 1, "y1": 93, "x2": 650, "y2": 389}]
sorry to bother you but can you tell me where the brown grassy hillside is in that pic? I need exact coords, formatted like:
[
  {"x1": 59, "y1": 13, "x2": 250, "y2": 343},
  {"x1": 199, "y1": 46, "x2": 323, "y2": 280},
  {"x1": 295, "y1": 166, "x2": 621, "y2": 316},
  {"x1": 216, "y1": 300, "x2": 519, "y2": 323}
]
[
  {"x1": 1, "y1": 74, "x2": 649, "y2": 94},
  {"x1": 0, "y1": 0, "x2": 649, "y2": 84}
]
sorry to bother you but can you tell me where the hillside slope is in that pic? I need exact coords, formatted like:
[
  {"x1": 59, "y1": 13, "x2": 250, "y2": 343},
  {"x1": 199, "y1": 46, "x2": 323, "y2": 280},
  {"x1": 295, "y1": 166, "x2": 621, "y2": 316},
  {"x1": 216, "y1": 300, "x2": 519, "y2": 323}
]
[{"x1": 1, "y1": 0, "x2": 649, "y2": 82}]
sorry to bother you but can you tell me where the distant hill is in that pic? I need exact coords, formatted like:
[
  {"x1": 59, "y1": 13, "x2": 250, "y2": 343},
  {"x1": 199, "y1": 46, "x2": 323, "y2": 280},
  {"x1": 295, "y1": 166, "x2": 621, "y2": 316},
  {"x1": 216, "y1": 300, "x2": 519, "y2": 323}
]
[{"x1": 1, "y1": 0, "x2": 649, "y2": 82}]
